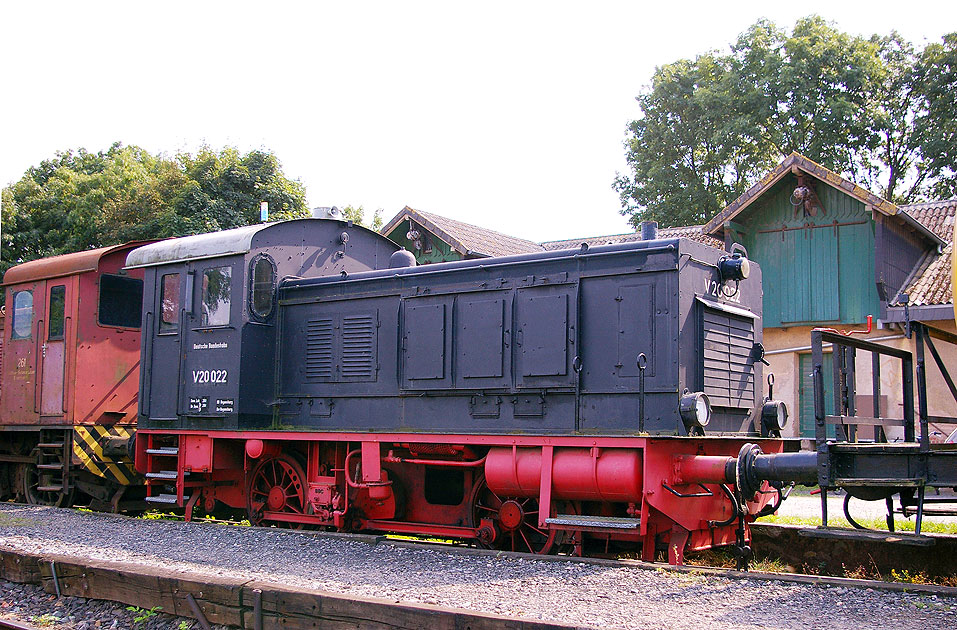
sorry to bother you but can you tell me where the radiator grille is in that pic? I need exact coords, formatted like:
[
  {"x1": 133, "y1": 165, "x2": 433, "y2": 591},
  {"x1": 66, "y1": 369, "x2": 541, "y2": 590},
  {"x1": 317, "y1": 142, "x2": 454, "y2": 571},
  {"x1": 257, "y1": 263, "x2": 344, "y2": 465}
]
[
  {"x1": 304, "y1": 315, "x2": 376, "y2": 382},
  {"x1": 340, "y1": 315, "x2": 375, "y2": 380},
  {"x1": 305, "y1": 318, "x2": 334, "y2": 380},
  {"x1": 702, "y1": 308, "x2": 755, "y2": 407}
]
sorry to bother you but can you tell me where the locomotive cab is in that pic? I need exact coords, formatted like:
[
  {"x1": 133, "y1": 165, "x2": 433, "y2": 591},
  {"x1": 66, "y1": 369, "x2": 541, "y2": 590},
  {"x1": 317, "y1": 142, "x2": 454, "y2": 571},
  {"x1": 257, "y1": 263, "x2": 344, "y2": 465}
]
[{"x1": 126, "y1": 219, "x2": 400, "y2": 431}]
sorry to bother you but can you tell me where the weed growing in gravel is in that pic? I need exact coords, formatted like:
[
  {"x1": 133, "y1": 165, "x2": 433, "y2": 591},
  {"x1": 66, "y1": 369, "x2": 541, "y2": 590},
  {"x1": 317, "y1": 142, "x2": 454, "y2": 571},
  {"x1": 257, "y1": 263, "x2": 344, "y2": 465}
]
[
  {"x1": 684, "y1": 548, "x2": 791, "y2": 574},
  {"x1": 890, "y1": 569, "x2": 931, "y2": 584},
  {"x1": 140, "y1": 511, "x2": 177, "y2": 520},
  {"x1": 30, "y1": 613, "x2": 61, "y2": 627},
  {"x1": 178, "y1": 621, "x2": 193, "y2": 630},
  {"x1": 802, "y1": 562, "x2": 957, "y2": 587},
  {"x1": 127, "y1": 605, "x2": 162, "y2": 624}
]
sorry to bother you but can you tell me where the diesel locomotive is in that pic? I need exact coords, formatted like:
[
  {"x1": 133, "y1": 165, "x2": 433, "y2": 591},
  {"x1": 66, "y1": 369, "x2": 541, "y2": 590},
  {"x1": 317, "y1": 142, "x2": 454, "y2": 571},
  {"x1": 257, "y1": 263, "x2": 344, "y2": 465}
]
[{"x1": 122, "y1": 216, "x2": 793, "y2": 563}]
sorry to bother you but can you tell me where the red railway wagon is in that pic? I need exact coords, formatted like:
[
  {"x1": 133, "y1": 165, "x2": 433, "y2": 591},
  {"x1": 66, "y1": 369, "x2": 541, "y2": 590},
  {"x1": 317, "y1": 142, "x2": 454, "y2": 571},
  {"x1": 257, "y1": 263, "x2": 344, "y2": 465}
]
[{"x1": 0, "y1": 243, "x2": 151, "y2": 510}]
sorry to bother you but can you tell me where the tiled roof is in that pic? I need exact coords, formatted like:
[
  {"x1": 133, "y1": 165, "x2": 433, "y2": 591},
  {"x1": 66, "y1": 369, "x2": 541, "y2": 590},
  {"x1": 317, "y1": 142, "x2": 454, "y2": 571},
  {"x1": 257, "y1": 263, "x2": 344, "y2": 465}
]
[
  {"x1": 899, "y1": 199, "x2": 956, "y2": 241},
  {"x1": 892, "y1": 199, "x2": 956, "y2": 307},
  {"x1": 540, "y1": 225, "x2": 722, "y2": 251},
  {"x1": 380, "y1": 207, "x2": 545, "y2": 258}
]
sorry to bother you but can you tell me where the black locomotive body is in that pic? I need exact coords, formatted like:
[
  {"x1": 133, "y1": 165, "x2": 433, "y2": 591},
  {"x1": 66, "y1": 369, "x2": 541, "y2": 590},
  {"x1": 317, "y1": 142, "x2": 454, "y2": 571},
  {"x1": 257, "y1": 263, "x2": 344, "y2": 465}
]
[{"x1": 273, "y1": 236, "x2": 764, "y2": 437}]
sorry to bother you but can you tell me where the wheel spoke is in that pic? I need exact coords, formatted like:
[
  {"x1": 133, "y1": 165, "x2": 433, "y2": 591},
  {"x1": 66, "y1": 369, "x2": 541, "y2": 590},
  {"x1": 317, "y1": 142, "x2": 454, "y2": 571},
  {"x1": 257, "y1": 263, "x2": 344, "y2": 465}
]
[
  {"x1": 519, "y1": 529, "x2": 535, "y2": 553},
  {"x1": 525, "y1": 523, "x2": 548, "y2": 537}
]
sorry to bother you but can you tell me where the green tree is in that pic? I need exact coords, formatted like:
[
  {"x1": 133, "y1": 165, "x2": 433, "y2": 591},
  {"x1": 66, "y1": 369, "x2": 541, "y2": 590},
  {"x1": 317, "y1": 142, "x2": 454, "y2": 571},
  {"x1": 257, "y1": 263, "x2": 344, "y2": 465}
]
[
  {"x1": 615, "y1": 18, "x2": 957, "y2": 227},
  {"x1": 613, "y1": 53, "x2": 768, "y2": 227},
  {"x1": 914, "y1": 33, "x2": 957, "y2": 199},
  {"x1": 1, "y1": 143, "x2": 308, "y2": 281},
  {"x1": 174, "y1": 147, "x2": 307, "y2": 234},
  {"x1": 341, "y1": 204, "x2": 384, "y2": 231}
]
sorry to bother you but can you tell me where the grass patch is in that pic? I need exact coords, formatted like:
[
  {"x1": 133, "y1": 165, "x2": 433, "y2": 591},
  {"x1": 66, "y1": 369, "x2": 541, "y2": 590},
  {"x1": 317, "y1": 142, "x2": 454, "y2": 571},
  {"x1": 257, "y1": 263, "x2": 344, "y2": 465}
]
[
  {"x1": 757, "y1": 513, "x2": 957, "y2": 535},
  {"x1": 0, "y1": 513, "x2": 39, "y2": 527},
  {"x1": 686, "y1": 546, "x2": 957, "y2": 587},
  {"x1": 686, "y1": 548, "x2": 792, "y2": 574}
]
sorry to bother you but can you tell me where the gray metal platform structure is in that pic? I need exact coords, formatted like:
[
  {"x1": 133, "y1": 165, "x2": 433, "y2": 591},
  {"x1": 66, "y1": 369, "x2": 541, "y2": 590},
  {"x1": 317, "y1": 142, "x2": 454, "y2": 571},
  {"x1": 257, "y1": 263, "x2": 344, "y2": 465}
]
[{"x1": 811, "y1": 325, "x2": 957, "y2": 534}]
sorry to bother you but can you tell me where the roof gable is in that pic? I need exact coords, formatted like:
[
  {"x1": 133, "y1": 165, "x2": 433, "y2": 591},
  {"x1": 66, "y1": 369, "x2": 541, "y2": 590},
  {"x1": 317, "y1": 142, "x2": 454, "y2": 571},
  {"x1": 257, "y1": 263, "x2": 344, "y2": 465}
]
[
  {"x1": 703, "y1": 152, "x2": 899, "y2": 233},
  {"x1": 704, "y1": 152, "x2": 944, "y2": 250},
  {"x1": 380, "y1": 206, "x2": 544, "y2": 258}
]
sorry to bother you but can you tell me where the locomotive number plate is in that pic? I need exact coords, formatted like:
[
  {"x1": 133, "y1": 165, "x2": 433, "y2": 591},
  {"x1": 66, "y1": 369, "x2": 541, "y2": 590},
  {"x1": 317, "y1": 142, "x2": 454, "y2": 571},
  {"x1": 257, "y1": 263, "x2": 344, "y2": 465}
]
[{"x1": 192, "y1": 369, "x2": 228, "y2": 384}]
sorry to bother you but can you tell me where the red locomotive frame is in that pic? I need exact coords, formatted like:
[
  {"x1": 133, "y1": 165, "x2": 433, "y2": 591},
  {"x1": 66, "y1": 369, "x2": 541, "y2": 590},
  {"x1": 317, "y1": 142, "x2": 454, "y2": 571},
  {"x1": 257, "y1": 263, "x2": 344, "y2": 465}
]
[{"x1": 137, "y1": 429, "x2": 781, "y2": 564}]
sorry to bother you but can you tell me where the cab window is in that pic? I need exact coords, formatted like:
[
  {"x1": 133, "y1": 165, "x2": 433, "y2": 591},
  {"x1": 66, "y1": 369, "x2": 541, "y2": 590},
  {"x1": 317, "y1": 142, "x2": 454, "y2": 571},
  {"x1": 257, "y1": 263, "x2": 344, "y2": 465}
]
[
  {"x1": 201, "y1": 266, "x2": 231, "y2": 327},
  {"x1": 49, "y1": 285, "x2": 66, "y2": 339},
  {"x1": 11, "y1": 290, "x2": 33, "y2": 340},
  {"x1": 159, "y1": 274, "x2": 180, "y2": 334},
  {"x1": 250, "y1": 256, "x2": 276, "y2": 320},
  {"x1": 99, "y1": 275, "x2": 143, "y2": 328}
]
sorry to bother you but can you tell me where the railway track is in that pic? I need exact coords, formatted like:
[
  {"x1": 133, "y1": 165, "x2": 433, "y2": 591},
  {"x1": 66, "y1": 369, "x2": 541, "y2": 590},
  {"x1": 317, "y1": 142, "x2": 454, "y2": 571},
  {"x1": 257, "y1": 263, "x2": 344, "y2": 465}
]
[
  {"x1": 138, "y1": 508, "x2": 957, "y2": 584},
  {"x1": 0, "y1": 502, "x2": 955, "y2": 630}
]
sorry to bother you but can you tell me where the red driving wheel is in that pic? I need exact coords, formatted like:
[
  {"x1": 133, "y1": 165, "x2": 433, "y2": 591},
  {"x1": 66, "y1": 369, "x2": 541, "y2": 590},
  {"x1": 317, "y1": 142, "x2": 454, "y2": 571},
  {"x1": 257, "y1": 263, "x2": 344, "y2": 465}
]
[
  {"x1": 470, "y1": 476, "x2": 557, "y2": 554},
  {"x1": 246, "y1": 453, "x2": 308, "y2": 527}
]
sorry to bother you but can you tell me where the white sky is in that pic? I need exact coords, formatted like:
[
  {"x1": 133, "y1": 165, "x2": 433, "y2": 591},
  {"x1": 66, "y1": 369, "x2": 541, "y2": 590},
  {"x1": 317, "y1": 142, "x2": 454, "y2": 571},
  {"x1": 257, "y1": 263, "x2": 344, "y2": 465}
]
[{"x1": 1, "y1": 2, "x2": 955, "y2": 242}]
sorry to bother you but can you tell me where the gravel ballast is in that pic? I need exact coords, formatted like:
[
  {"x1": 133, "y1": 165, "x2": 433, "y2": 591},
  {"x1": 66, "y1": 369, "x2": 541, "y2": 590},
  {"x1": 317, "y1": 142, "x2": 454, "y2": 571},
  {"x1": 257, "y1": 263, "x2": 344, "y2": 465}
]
[{"x1": 0, "y1": 503, "x2": 954, "y2": 630}]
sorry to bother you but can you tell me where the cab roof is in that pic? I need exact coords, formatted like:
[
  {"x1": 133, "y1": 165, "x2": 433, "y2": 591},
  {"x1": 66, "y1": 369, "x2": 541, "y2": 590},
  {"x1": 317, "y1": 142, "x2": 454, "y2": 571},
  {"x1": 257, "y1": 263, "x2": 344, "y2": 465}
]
[
  {"x1": 125, "y1": 224, "x2": 267, "y2": 269},
  {"x1": 2, "y1": 241, "x2": 152, "y2": 286},
  {"x1": 124, "y1": 219, "x2": 382, "y2": 269}
]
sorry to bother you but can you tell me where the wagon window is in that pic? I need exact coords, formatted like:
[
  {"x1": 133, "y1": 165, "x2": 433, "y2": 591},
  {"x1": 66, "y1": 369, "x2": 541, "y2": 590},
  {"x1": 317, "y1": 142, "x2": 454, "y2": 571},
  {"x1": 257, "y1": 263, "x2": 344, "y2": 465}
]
[
  {"x1": 201, "y1": 266, "x2": 231, "y2": 327},
  {"x1": 160, "y1": 273, "x2": 180, "y2": 334},
  {"x1": 99, "y1": 275, "x2": 143, "y2": 329},
  {"x1": 11, "y1": 290, "x2": 33, "y2": 340},
  {"x1": 48, "y1": 285, "x2": 66, "y2": 340},
  {"x1": 250, "y1": 256, "x2": 275, "y2": 320}
]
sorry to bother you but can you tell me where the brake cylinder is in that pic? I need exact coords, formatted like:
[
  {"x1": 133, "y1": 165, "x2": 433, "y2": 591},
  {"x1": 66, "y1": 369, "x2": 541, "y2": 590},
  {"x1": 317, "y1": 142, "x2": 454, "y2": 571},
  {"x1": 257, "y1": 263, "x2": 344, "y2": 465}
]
[{"x1": 485, "y1": 447, "x2": 643, "y2": 502}]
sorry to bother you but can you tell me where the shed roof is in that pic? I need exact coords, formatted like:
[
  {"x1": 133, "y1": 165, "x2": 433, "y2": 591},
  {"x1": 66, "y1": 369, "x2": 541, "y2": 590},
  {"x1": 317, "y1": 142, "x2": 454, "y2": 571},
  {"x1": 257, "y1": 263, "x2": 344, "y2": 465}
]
[
  {"x1": 890, "y1": 199, "x2": 957, "y2": 308},
  {"x1": 380, "y1": 207, "x2": 545, "y2": 258},
  {"x1": 540, "y1": 225, "x2": 722, "y2": 251},
  {"x1": 2, "y1": 241, "x2": 152, "y2": 286}
]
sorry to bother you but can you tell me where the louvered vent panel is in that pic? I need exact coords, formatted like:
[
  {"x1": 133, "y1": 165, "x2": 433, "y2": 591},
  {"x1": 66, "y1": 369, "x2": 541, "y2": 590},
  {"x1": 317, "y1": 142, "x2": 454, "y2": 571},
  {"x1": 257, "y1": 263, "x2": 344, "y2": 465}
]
[
  {"x1": 702, "y1": 309, "x2": 755, "y2": 407},
  {"x1": 305, "y1": 318, "x2": 334, "y2": 380},
  {"x1": 341, "y1": 315, "x2": 376, "y2": 380}
]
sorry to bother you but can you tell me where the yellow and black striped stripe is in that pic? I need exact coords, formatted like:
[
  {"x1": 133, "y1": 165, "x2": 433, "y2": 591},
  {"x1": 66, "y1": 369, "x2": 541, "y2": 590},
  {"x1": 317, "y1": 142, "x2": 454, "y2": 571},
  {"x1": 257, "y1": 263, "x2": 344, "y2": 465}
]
[{"x1": 72, "y1": 425, "x2": 136, "y2": 486}]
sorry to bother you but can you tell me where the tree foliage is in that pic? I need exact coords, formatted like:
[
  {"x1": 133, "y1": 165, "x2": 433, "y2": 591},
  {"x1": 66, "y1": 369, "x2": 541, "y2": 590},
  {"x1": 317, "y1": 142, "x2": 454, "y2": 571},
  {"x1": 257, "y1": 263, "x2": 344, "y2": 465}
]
[
  {"x1": 1, "y1": 143, "x2": 308, "y2": 280},
  {"x1": 615, "y1": 17, "x2": 957, "y2": 228},
  {"x1": 341, "y1": 204, "x2": 384, "y2": 231}
]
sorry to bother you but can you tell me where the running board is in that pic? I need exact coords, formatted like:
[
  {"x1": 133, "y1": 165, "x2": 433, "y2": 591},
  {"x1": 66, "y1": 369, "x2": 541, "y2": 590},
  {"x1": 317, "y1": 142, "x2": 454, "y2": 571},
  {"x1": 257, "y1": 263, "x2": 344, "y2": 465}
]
[
  {"x1": 145, "y1": 471, "x2": 180, "y2": 480},
  {"x1": 145, "y1": 447, "x2": 180, "y2": 456},
  {"x1": 145, "y1": 493, "x2": 187, "y2": 505},
  {"x1": 545, "y1": 515, "x2": 640, "y2": 531}
]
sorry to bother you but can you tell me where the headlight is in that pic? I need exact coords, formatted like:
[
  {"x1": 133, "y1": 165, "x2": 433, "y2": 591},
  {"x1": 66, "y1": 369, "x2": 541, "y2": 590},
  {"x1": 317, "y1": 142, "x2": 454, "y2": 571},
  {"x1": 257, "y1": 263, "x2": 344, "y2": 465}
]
[
  {"x1": 719, "y1": 253, "x2": 750, "y2": 281},
  {"x1": 762, "y1": 400, "x2": 788, "y2": 432},
  {"x1": 679, "y1": 391, "x2": 711, "y2": 428}
]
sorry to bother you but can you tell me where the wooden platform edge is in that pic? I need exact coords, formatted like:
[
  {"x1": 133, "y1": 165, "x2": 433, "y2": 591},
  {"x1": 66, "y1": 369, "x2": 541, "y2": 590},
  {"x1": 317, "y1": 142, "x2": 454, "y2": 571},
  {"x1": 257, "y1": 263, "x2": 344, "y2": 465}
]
[{"x1": 0, "y1": 547, "x2": 574, "y2": 630}]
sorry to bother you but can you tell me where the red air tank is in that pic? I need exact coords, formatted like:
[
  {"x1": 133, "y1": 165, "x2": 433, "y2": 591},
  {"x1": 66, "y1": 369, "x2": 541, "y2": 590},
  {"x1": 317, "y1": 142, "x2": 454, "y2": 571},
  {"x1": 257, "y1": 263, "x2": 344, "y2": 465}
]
[{"x1": 485, "y1": 447, "x2": 643, "y2": 502}]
